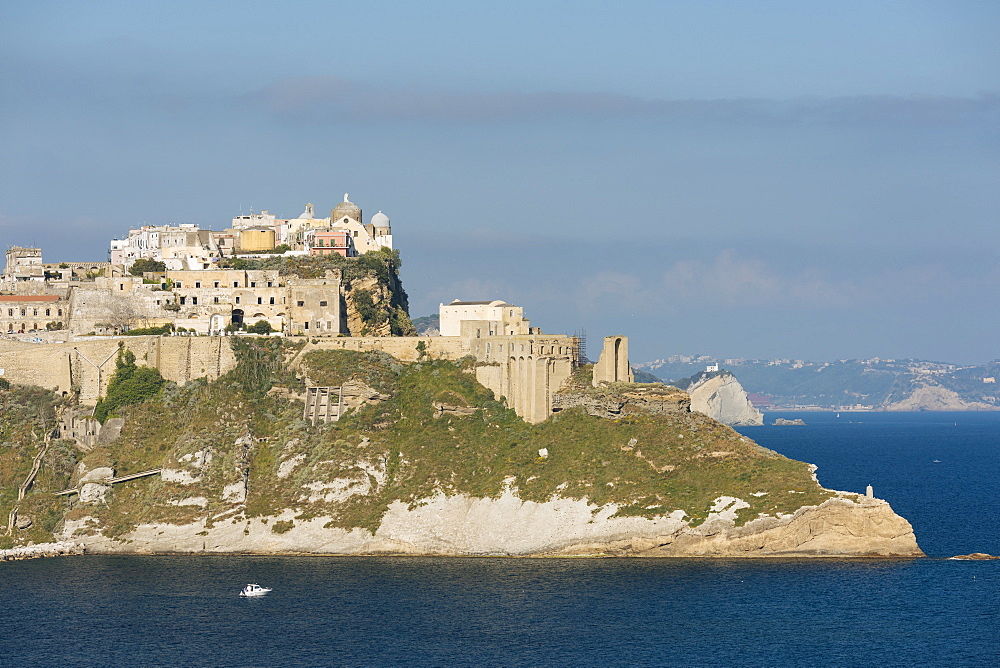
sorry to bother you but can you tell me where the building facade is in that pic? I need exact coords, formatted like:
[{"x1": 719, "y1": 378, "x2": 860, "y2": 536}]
[{"x1": 0, "y1": 295, "x2": 67, "y2": 334}]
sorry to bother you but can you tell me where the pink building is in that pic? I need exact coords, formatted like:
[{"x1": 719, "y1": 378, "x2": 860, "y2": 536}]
[{"x1": 308, "y1": 230, "x2": 356, "y2": 257}]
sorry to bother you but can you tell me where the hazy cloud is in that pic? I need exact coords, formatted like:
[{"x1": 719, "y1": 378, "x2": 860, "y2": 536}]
[
  {"x1": 567, "y1": 250, "x2": 994, "y2": 316},
  {"x1": 241, "y1": 76, "x2": 1000, "y2": 127}
]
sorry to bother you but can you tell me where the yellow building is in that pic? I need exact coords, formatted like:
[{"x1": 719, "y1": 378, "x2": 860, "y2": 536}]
[{"x1": 239, "y1": 228, "x2": 276, "y2": 252}]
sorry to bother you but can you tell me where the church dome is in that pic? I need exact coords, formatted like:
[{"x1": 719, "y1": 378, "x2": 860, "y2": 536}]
[
  {"x1": 371, "y1": 210, "x2": 390, "y2": 229},
  {"x1": 331, "y1": 194, "x2": 361, "y2": 222}
]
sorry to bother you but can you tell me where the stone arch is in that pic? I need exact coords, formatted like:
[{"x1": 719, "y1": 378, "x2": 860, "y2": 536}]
[{"x1": 613, "y1": 338, "x2": 621, "y2": 379}]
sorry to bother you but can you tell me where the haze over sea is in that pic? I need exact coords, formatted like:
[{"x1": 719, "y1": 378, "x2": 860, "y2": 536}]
[{"x1": 1, "y1": 412, "x2": 997, "y2": 666}]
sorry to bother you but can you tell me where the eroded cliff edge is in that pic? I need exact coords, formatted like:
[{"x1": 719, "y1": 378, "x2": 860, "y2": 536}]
[
  {"x1": 3, "y1": 345, "x2": 922, "y2": 558},
  {"x1": 61, "y1": 492, "x2": 919, "y2": 558}
]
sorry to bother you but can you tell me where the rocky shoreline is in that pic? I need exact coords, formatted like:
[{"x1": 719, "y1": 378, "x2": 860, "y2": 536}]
[
  {"x1": 0, "y1": 541, "x2": 85, "y2": 562},
  {"x1": 58, "y1": 492, "x2": 923, "y2": 559}
]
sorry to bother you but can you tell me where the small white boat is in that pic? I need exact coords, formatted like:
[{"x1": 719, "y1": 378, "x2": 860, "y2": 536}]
[{"x1": 239, "y1": 583, "x2": 272, "y2": 597}]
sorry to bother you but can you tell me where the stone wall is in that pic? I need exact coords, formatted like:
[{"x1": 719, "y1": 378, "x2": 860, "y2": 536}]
[
  {"x1": 0, "y1": 336, "x2": 236, "y2": 404},
  {"x1": 593, "y1": 336, "x2": 634, "y2": 386},
  {"x1": 1, "y1": 331, "x2": 631, "y2": 424},
  {"x1": 295, "y1": 336, "x2": 468, "y2": 364}
]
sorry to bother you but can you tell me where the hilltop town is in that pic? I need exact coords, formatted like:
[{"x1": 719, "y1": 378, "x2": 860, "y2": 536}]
[
  {"x1": 1, "y1": 193, "x2": 634, "y2": 426},
  {"x1": 1, "y1": 195, "x2": 394, "y2": 339},
  {"x1": 0, "y1": 194, "x2": 921, "y2": 559}
]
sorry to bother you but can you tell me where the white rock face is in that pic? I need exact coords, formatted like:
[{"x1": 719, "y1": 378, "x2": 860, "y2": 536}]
[
  {"x1": 222, "y1": 480, "x2": 247, "y2": 503},
  {"x1": 179, "y1": 450, "x2": 213, "y2": 468},
  {"x1": 161, "y1": 468, "x2": 201, "y2": 485},
  {"x1": 687, "y1": 373, "x2": 764, "y2": 426},
  {"x1": 79, "y1": 482, "x2": 111, "y2": 504},
  {"x1": 302, "y1": 477, "x2": 371, "y2": 503},
  {"x1": 168, "y1": 497, "x2": 209, "y2": 507},
  {"x1": 61, "y1": 490, "x2": 922, "y2": 558},
  {"x1": 79, "y1": 467, "x2": 114, "y2": 484},
  {"x1": 277, "y1": 454, "x2": 306, "y2": 479},
  {"x1": 0, "y1": 542, "x2": 84, "y2": 561}
]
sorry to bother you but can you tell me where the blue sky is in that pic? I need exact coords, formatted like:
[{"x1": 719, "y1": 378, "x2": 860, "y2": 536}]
[{"x1": 2, "y1": 1, "x2": 998, "y2": 363}]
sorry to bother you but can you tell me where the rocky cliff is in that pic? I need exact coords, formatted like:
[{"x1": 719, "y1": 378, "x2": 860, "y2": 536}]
[
  {"x1": 683, "y1": 372, "x2": 764, "y2": 426},
  {"x1": 1, "y1": 345, "x2": 921, "y2": 558},
  {"x1": 883, "y1": 382, "x2": 997, "y2": 411},
  {"x1": 61, "y1": 490, "x2": 918, "y2": 558}
]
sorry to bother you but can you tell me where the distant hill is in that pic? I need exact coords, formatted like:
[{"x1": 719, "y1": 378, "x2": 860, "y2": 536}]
[
  {"x1": 631, "y1": 368, "x2": 663, "y2": 384},
  {"x1": 411, "y1": 314, "x2": 440, "y2": 335},
  {"x1": 636, "y1": 356, "x2": 1000, "y2": 411}
]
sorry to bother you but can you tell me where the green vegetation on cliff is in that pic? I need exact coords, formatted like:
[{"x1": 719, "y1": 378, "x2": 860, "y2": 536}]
[
  {"x1": 17, "y1": 344, "x2": 832, "y2": 545},
  {"x1": 93, "y1": 348, "x2": 166, "y2": 423},
  {"x1": 0, "y1": 385, "x2": 77, "y2": 548}
]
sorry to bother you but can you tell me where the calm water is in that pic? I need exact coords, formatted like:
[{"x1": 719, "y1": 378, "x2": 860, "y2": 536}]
[{"x1": 1, "y1": 412, "x2": 997, "y2": 666}]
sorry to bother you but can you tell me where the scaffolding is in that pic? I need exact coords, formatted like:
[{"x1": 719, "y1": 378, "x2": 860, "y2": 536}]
[{"x1": 572, "y1": 328, "x2": 587, "y2": 365}]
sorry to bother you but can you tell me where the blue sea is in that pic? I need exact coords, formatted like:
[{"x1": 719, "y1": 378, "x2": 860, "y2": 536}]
[{"x1": 1, "y1": 412, "x2": 998, "y2": 666}]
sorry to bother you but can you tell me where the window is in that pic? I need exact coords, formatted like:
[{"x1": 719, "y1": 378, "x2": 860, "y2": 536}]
[
  {"x1": 180, "y1": 297, "x2": 186, "y2": 305},
  {"x1": 192, "y1": 297, "x2": 198, "y2": 305},
  {"x1": 176, "y1": 282, "x2": 182, "y2": 288},
  {"x1": 319, "y1": 300, "x2": 327, "y2": 307},
  {"x1": 250, "y1": 282, "x2": 256, "y2": 287},
  {"x1": 233, "y1": 281, "x2": 239, "y2": 287},
  {"x1": 33, "y1": 309, "x2": 37, "y2": 316},
  {"x1": 214, "y1": 282, "x2": 219, "y2": 288},
  {"x1": 195, "y1": 282, "x2": 201, "y2": 288},
  {"x1": 267, "y1": 281, "x2": 272, "y2": 287},
  {"x1": 269, "y1": 297, "x2": 275, "y2": 305},
  {"x1": 297, "y1": 300, "x2": 304, "y2": 307},
  {"x1": 235, "y1": 297, "x2": 240, "y2": 304},
  {"x1": 213, "y1": 297, "x2": 219, "y2": 304},
  {"x1": 257, "y1": 297, "x2": 262, "y2": 305},
  {"x1": 45, "y1": 309, "x2": 50, "y2": 316},
  {"x1": 304, "y1": 322, "x2": 309, "y2": 330}
]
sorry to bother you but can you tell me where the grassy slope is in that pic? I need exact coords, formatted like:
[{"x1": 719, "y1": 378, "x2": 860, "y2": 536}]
[
  {"x1": 5, "y1": 348, "x2": 834, "y2": 545},
  {"x1": 0, "y1": 387, "x2": 78, "y2": 548}
]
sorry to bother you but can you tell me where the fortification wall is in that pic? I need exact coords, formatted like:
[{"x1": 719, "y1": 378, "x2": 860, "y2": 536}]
[
  {"x1": 296, "y1": 336, "x2": 468, "y2": 362},
  {"x1": 2, "y1": 332, "x2": 631, "y2": 424},
  {"x1": 0, "y1": 337, "x2": 236, "y2": 404}
]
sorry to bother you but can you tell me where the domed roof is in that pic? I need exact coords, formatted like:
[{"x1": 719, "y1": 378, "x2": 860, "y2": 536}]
[
  {"x1": 332, "y1": 194, "x2": 361, "y2": 220},
  {"x1": 371, "y1": 210, "x2": 390, "y2": 228}
]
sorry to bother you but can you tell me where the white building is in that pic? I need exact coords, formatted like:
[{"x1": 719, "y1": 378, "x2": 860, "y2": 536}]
[
  {"x1": 439, "y1": 299, "x2": 530, "y2": 337},
  {"x1": 108, "y1": 194, "x2": 394, "y2": 273},
  {"x1": 109, "y1": 225, "x2": 222, "y2": 270}
]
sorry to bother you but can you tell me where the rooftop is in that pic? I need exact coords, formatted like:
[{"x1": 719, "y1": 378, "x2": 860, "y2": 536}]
[{"x1": 0, "y1": 295, "x2": 63, "y2": 302}]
